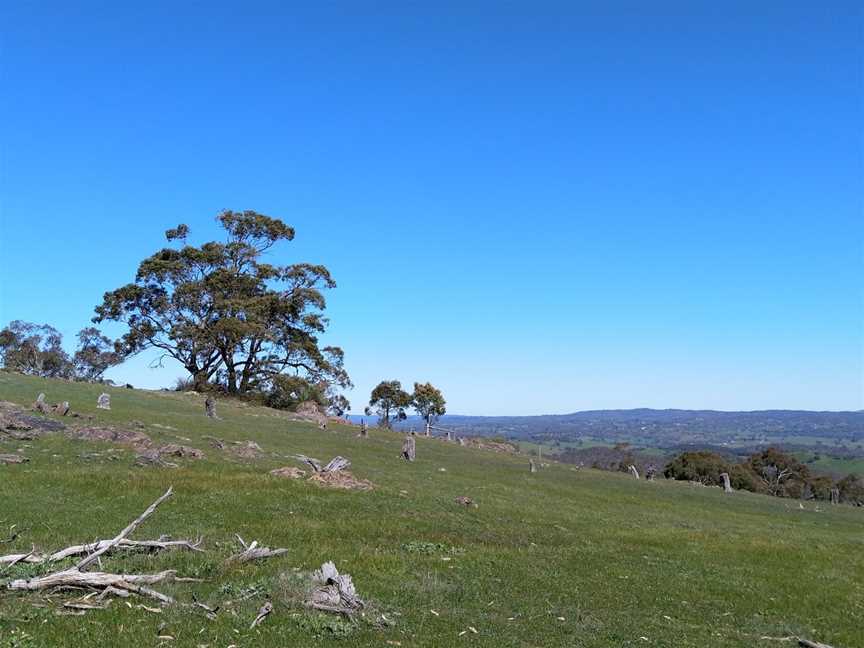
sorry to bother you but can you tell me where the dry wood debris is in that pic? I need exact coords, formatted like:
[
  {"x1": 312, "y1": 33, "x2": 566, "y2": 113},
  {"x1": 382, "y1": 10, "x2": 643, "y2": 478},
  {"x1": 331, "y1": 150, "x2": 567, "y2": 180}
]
[
  {"x1": 308, "y1": 561, "x2": 364, "y2": 617},
  {"x1": 5, "y1": 487, "x2": 194, "y2": 604},
  {"x1": 226, "y1": 535, "x2": 288, "y2": 564}
]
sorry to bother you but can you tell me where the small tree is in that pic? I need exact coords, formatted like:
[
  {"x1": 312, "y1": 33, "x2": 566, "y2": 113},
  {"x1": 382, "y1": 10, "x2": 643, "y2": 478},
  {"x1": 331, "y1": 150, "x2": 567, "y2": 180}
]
[
  {"x1": 0, "y1": 321, "x2": 73, "y2": 378},
  {"x1": 366, "y1": 380, "x2": 410, "y2": 429},
  {"x1": 73, "y1": 327, "x2": 121, "y2": 382},
  {"x1": 412, "y1": 382, "x2": 446, "y2": 428}
]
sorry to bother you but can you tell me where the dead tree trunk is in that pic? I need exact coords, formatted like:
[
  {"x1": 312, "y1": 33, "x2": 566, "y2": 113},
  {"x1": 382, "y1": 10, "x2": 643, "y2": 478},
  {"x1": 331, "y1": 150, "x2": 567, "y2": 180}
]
[
  {"x1": 830, "y1": 487, "x2": 840, "y2": 504},
  {"x1": 401, "y1": 435, "x2": 416, "y2": 461},
  {"x1": 720, "y1": 472, "x2": 733, "y2": 494},
  {"x1": 529, "y1": 459, "x2": 537, "y2": 473},
  {"x1": 205, "y1": 396, "x2": 217, "y2": 419},
  {"x1": 445, "y1": 430, "x2": 452, "y2": 442},
  {"x1": 628, "y1": 465, "x2": 640, "y2": 480},
  {"x1": 359, "y1": 420, "x2": 368, "y2": 438}
]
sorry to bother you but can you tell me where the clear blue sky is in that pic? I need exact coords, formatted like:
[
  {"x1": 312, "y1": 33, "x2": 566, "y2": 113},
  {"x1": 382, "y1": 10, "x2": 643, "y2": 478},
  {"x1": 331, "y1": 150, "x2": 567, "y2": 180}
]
[{"x1": 1, "y1": 1, "x2": 862, "y2": 414}]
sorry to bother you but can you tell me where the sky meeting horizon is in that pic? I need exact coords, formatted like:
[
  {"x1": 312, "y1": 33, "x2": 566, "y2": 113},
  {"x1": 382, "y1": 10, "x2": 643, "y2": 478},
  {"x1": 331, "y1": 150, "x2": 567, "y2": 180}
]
[{"x1": 1, "y1": 2, "x2": 862, "y2": 415}]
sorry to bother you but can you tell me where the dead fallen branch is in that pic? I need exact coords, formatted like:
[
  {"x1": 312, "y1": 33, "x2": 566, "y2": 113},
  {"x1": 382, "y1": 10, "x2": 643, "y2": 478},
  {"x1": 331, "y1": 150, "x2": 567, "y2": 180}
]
[
  {"x1": 0, "y1": 454, "x2": 28, "y2": 465},
  {"x1": 250, "y1": 600, "x2": 273, "y2": 628},
  {"x1": 6, "y1": 487, "x2": 186, "y2": 604},
  {"x1": 798, "y1": 639, "x2": 835, "y2": 648},
  {"x1": 227, "y1": 535, "x2": 288, "y2": 564},
  {"x1": 1, "y1": 536, "x2": 203, "y2": 566}
]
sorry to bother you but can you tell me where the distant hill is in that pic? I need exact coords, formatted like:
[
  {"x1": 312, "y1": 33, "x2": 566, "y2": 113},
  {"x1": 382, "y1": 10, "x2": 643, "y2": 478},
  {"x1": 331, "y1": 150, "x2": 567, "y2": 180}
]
[{"x1": 364, "y1": 408, "x2": 864, "y2": 449}]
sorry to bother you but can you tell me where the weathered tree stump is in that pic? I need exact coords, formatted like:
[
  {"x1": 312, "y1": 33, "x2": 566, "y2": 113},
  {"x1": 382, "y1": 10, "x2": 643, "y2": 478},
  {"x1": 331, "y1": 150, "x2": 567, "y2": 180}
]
[
  {"x1": 97, "y1": 393, "x2": 111, "y2": 410},
  {"x1": 359, "y1": 420, "x2": 368, "y2": 438},
  {"x1": 445, "y1": 431, "x2": 452, "y2": 442},
  {"x1": 645, "y1": 464, "x2": 657, "y2": 481},
  {"x1": 204, "y1": 396, "x2": 217, "y2": 419},
  {"x1": 529, "y1": 459, "x2": 537, "y2": 473},
  {"x1": 308, "y1": 561, "x2": 364, "y2": 616},
  {"x1": 830, "y1": 487, "x2": 840, "y2": 504},
  {"x1": 720, "y1": 472, "x2": 733, "y2": 493},
  {"x1": 628, "y1": 464, "x2": 640, "y2": 480},
  {"x1": 33, "y1": 393, "x2": 49, "y2": 414},
  {"x1": 401, "y1": 435, "x2": 416, "y2": 461}
]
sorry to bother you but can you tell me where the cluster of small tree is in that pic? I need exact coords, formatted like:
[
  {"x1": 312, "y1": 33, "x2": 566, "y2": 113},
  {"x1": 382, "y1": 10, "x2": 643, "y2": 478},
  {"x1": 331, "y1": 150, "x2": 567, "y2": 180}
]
[
  {"x1": 663, "y1": 447, "x2": 864, "y2": 505},
  {"x1": 2, "y1": 211, "x2": 352, "y2": 414},
  {"x1": 0, "y1": 321, "x2": 121, "y2": 383},
  {"x1": 365, "y1": 380, "x2": 446, "y2": 429}
]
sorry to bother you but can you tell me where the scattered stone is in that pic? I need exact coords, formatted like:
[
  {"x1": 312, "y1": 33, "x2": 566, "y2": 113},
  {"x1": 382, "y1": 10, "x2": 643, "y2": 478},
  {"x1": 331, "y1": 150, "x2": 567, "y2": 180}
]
[
  {"x1": 454, "y1": 496, "x2": 475, "y2": 507},
  {"x1": 97, "y1": 393, "x2": 111, "y2": 410},
  {"x1": 269, "y1": 466, "x2": 306, "y2": 480},
  {"x1": 66, "y1": 426, "x2": 152, "y2": 450},
  {"x1": 291, "y1": 400, "x2": 327, "y2": 426},
  {"x1": 463, "y1": 438, "x2": 518, "y2": 453}
]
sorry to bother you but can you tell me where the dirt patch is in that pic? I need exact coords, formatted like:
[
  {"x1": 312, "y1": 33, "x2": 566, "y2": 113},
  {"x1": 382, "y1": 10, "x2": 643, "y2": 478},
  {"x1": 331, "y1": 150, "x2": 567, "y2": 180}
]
[
  {"x1": 229, "y1": 440, "x2": 263, "y2": 460},
  {"x1": 269, "y1": 466, "x2": 306, "y2": 479},
  {"x1": 66, "y1": 426, "x2": 153, "y2": 450},
  {"x1": 308, "y1": 470, "x2": 375, "y2": 491}
]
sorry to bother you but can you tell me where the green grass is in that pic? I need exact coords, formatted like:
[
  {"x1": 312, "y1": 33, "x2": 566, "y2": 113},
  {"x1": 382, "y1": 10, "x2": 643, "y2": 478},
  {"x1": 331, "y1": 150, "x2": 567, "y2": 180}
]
[{"x1": 1, "y1": 373, "x2": 862, "y2": 647}]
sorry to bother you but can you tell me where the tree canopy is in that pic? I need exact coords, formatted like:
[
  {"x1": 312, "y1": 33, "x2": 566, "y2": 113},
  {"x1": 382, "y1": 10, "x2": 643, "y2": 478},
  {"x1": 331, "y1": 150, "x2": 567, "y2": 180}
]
[
  {"x1": 412, "y1": 382, "x2": 446, "y2": 426},
  {"x1": 0, "y1": 321, "x2": 73, "y2": 379},
  {"x1": 74, "y1": 327, "x2": 121, "y2": 382},
  {"x1": 366, "y1": 380, "x2": 411, "y2": 428},
  {"x1": 94, "y1": 210, "x2": 350, "y2": 403}
]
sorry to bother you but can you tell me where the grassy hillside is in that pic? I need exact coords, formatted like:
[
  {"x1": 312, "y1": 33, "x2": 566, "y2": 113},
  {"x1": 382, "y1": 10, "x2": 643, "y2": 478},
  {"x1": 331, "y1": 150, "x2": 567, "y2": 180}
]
[{"x1": 1, "y1": 373, "x2": 861, "y2": 648}]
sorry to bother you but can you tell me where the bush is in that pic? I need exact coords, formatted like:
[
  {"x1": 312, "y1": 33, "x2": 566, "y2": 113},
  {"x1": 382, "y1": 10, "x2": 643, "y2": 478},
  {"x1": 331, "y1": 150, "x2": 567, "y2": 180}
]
[{"x1": 663, "y1": 451, "x2": 730, "y2": 486}]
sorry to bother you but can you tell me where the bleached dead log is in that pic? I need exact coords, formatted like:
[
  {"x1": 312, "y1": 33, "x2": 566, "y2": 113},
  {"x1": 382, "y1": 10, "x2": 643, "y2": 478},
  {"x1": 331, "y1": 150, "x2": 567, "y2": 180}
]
[
  {"x1": 53, "y1": 402, "x2": 71, "y2": 416},
  {"x1": 798, "y1": 639, "x2": 835, "y2": 648},
  {"x1": 308, "y1": 561, "x2": 364, "y2": 616},
  {"x1": 227, "y1": 535, "x2": 288, "y2": 564},
  {"x1": 296, "y1": 455, "x2": 350, "y2": 473},
  {"x1": 0, "y1": 454, "x2": 28, "y2": 465},
  {"x1": 401, "y1": 435, "x2": 416, "y2": 461},
  {"x1": 628, "y1": 465, "x2": 640, "y2": 480},
  {"x1": 323, "y1": 456, "x2": 350, "y2": 472},
  {"x1": 250, "y1": 600, "x2": 273, "y2": 628},
  {"x1": 6, "y1": 487, "x2": 180, "y2": 603},
  {"x1": 33, "y1": 393, "x2": 49, "y2": 414},
  {"x1": 720, "y1": 472, "x2": 733, "y2": 494},
  {"x1": 0, "y1": 536, "x2": 202, "y2": 566},
  {"x1": 8, "y1": 570, "x2": 177, "y2": 603}
]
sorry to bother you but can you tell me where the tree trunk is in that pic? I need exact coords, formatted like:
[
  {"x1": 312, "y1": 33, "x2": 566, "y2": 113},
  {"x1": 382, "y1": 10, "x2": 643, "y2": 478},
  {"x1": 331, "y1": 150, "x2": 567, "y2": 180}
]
[
  {"x1": 529, "y1": 459, "x2": 537, "y2": 473},
  {"x1": 628, "y1": 465, "x2": 640, "y2": 480},
  {"x1": 720, "y1": 472, "x2": 733, "y2": 494},
  {"x1": 401, "y1": 435, "x2": 416, "y2": 461}
]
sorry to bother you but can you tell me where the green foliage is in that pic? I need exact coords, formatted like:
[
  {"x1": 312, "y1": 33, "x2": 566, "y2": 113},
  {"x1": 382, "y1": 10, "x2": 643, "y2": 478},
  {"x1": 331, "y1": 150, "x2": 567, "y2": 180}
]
[
  {"x1": 291, "y1": 613, "x2": 357, "y2": 638},
  {"x1": 93, "y1": 210, "x2": 351, "y2": 399},
  {"x1": 0, "y1": 321, "x2": 72, "y2": 379},
  {"x1": 663, "y1": 451, "x2": 731, "y2": 486},
  {"x1": 747, "y1": 447, "x2": 811, "y2": 497},
  {"x1": 72, "y1": 327, "x2": 120, "y2": 382},
  {"x1": 401, "y1": 541, "x2": 463, "y2": 555},
  {"x1": 411, "y1": 382, "x2": 446, "y2": 426},
  {"x1": 366, "y1": 379, "x2": 410, "y2": 428}
]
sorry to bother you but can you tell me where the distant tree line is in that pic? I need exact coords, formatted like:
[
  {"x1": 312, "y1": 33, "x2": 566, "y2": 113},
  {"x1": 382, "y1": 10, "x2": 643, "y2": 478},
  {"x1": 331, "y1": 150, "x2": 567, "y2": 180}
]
[{"x1": 558, "y1": 443, "x2": 862, "y2": 506}]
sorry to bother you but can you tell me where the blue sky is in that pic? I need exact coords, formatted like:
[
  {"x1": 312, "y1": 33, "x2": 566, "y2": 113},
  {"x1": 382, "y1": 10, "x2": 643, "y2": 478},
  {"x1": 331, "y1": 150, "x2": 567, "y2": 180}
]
[{"x1": 1, "y1": 1, "x2": 862, "y2": 414}]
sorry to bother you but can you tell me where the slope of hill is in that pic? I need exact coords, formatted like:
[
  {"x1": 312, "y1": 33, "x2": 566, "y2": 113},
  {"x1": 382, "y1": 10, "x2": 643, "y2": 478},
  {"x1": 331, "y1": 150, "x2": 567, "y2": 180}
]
[{"x1": 1, "y1": 373, "x2": 862, "y2": 647}]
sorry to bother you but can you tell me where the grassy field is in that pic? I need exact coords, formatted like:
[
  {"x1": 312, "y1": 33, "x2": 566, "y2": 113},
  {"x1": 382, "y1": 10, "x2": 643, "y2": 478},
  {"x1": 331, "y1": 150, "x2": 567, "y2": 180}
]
[{"x1": 1, "y1": 373, "x2": 862, "y2": 648}]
